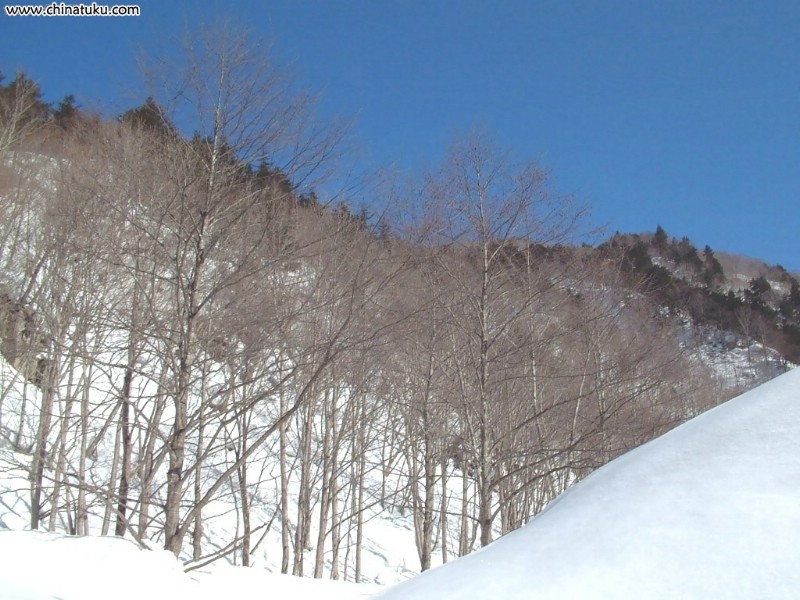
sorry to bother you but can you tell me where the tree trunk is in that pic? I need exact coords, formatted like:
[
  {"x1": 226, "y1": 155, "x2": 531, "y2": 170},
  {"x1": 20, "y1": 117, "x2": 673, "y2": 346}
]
[
  {"x1": 30, "y1": 359, "x2": 55, "y2": 530},
  {"x1": 313, "y1": 389, "x2": 332, "y2": 578},
  {"x1": 114, "y1": 357, "x2": 134, "y2": 537},
  {"x1": 279, "y1": 381, "x2": 291, "y2": 574},
  {"x1": 49, "y1": 350, "x2": 79, "y2": 531},
  {"x1": 293, "y1": 399, "x2": 315, "y2": 576},
  {"x1": 137, "y1": 368, "x2": 168, "y2": 540},
  {"x1": 115, "y1": 292, "x2": 139, "y2": 537},
  {"x1": 76, "y1": 363, "x2": 91, "y2": 536},
  {"x1": 440, "y1": 457, "x2": 449, "y2": 563}
]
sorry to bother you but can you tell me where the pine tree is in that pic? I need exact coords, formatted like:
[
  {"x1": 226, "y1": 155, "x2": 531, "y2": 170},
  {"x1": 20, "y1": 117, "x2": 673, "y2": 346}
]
[
  {"x1": 53, "y1": 95, "x2": 79, "y2": 128},
  {"x1": 652, "y1": 225, "x2": 668, "y2": 248},
  {"x1": 119, "y1": 97, "x2": 176, "y2": 137},
  {"x1": 701, "y1": 245, "x2": 724, "y2": 287}
]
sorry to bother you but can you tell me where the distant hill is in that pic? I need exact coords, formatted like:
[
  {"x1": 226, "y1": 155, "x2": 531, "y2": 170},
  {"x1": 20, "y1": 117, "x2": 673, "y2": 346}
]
[{"x1": 596, "y1": 228, "x2": 800, "y2": 363}]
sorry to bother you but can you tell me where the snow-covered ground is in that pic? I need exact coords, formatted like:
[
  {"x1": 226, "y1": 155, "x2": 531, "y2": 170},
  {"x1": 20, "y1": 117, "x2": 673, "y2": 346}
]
[
  {"x1": 0, "y1": 349, "x2": 422, "y2": 588},
  {"x1": 2, "y1": 367, "x2": 798, "y2": 598},
  {"x1": 0, "y1": 529, "x2": 381, "y2": 600},
  {"x1": 375, "y1": 366, "x2": 800, "y2": 599},
  {"x1": 699, "y1": 334, "x2": 789, "y2": 390}
]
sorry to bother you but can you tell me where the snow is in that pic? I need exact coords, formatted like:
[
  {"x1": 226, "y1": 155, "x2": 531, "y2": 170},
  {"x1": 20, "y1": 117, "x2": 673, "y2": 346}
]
[
  {"x1": 1, "y1": 352, "x2": 798, "y2": 598},
  {"x1": 0, "y1": 530, "x2": 200, "y2": 600},
  {"x1": 193, "y1": 564, "x2": 380, "y2": 600},
  {"x1": 375, "y1": 367, "x2": 800, "y2": 599},
  {"x1": 695, "y1": 330, "x2": 789, "y2": 390},
  {"x1": 0, "y1": 529, "x2": 382, "y2": 600},
  {"x1": 0, "y1": 343, "x2": 425, "y2": 587}
]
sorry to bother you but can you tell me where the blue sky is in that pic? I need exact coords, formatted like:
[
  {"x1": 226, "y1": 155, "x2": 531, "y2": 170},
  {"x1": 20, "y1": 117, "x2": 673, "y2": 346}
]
[{"x1": 1, "y1": 0, "x2": 799, "y2": 269}]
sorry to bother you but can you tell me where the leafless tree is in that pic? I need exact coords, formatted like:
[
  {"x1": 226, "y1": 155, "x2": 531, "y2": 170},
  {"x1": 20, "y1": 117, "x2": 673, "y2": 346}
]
[
  {"x1": 0, "y1": 72, "x2": 48, "y2": 152},
  {"x1": 415, "y1": 132, "x2": 585, "y2": 547}
]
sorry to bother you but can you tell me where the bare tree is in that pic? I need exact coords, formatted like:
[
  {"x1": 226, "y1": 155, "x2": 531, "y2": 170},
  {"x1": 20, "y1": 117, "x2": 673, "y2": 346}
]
[
  {"x1": 129, "y1": 22, "x2": 348, "y2": 555},
  {"x1": 0, "y1": 72, "x2": 48, "y2": 152},
  {"x1": 416, "y1": 132, "x2": 585, "y2": 547}
]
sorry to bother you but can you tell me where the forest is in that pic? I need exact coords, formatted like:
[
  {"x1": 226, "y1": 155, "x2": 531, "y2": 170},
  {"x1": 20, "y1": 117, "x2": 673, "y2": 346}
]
[{"x1": 0, "y1": 24, "x2": 796, "y2": 580}]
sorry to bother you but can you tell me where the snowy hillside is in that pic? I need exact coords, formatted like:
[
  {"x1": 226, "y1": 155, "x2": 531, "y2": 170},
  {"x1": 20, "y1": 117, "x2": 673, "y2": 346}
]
[
  {"x1": 2, "y1": 145, "x2": 794, "y2": 590},
  {"x1": 0, "y1": 348, "x2": 421, "y2": 586},
  {"x1": 376, "y1": 367, "x2": 800, "y2": 599},
  {"x1": 1, "y1": 367, "x2": 798, "y2": 598}
]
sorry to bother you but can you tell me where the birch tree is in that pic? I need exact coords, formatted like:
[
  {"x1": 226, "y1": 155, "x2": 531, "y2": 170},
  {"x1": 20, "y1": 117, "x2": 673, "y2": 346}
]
[{"x1": 418, "y1": 132, "x2": 585, "y2": 548}]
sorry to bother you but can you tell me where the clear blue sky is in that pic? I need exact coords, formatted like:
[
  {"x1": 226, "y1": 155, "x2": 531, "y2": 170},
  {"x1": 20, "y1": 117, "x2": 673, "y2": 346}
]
[{"x1": 2, "y1": 0, "x2": 799, "y2": 269}]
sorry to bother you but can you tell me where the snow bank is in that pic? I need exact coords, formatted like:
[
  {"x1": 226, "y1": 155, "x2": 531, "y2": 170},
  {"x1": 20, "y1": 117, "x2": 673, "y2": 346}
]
[
  {"x1": 376, "y1": 367, "x2": 800, "y2": 599},
  {"x1": 0, "y1": 530, "x2": 198, "y2": 600},
  {"x1": 0, "y1": 529, "x2": 382, "y2": 600}
]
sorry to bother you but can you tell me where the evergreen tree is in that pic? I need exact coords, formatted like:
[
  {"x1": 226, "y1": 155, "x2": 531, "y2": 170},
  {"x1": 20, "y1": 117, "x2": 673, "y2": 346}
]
[
  {"x1": 119, "y1": 97, "x2": 176, "y2": 137},
  {"x1": 0, "y1": 72, "x2": 49, "y2": 122},
  {"x1": 623, "y1": 240, "x2": 653, "y2": 273},
  {"x1": 53, "y1": 94, "x2": 79, "y2": 128},
  {"x1": 701, "y1": 245, "x2": 724, "y2": 286},
  {"x1": 780, "y1": 280, "x2": 800, "y2": 322},
  {"x1": 746, "y1": 275, "x2": 772, "y2": 309},
  {"x1": 653, "y1": 225, "x2": 668, "y2": 248}
]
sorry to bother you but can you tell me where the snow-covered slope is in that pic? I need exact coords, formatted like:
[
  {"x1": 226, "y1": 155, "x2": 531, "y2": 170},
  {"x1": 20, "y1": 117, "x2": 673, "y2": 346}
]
[
  {"x1": 376, "y1": 367, "x2": 800, "y2": 600},
  {"x1": 2, "y1": 368, "x2": 798, "y2": 599}
]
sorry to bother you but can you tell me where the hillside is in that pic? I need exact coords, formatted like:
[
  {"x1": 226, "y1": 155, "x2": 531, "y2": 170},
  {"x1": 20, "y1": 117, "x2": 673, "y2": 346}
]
[
  {"x1": 599, "y1": 229, "x2": 800, "y2": 364},
  {"x1": 0, "y1": 64, "x2": 795, "y2": 588},
  {"x1": 376, "y1": 366, "x2": 800, "y2": 599},
  {"x1": 1, "y1": 364, "x2": 796, "y2": 599}
]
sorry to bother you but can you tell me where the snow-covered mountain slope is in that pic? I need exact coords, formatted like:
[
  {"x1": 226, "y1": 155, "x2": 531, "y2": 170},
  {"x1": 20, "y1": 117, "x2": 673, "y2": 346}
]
[
  {"x1": 376, "y1": 367, "x2": 800, "y2": 600},
  {"x1": 2, "y1": 367, "x2": 797, "y2": 599}
]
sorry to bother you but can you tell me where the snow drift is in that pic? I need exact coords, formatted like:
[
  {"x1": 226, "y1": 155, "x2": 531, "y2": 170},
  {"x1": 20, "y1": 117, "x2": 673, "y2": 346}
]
[
  {"x1": 376, "y1": 367, "x2": 800, "y2": 599},
  {"x1": 0, "y1": 530, "x2": 381, "y2": 600}
]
